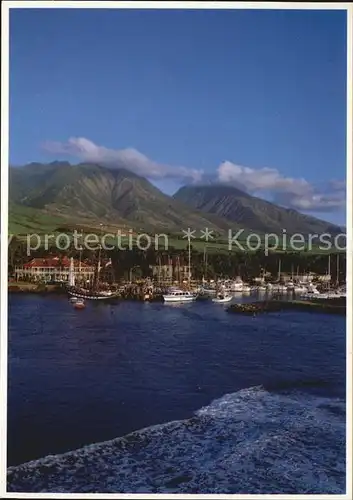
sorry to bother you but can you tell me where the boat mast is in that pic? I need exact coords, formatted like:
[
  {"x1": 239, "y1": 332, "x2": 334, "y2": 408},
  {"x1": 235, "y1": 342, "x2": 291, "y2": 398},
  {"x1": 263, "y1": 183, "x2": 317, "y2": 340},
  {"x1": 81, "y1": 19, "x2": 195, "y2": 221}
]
[
  {"x1": 328, "y1": 254, "x2": 331, "y2": 291},
  {"x1": 278, "y1": 258, "x2": 281, "y2": 282},
  {"x1": 94, "y1": 224, "x2": 103, "y2": 291},
  {"x1": 188, "y1": 236, "x2": 191, "y2": 286},
  {"x1": 336, "y1": 253, "x2": 339, "y2": 286},
  {"x1": 158, "y1": 256, "x2": 161, "y2": 285},
  {"x1": 93, "y1": 244, "x2": 102, "y2": 291},
  {"x1": 69, "y1": 257, "x2": 75, "y2": 287},
  {"x1": 203, "y1": 245, "x2": 208, "y2": 282}
]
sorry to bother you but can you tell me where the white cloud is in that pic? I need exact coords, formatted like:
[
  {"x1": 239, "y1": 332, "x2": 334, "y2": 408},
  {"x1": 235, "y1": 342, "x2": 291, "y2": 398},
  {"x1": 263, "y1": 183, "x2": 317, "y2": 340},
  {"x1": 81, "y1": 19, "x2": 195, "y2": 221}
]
[
  {"x1": 275, "y1": 191, "x2": 345, "y2": 212},
  {"x1": 217, "y1": 160, "x2": 345, "y2": 212},
  {"x1": 43, "y1": 137, "x2": 204, "y2": 183},
  {"x1": 217, "y1": 161, "x2": 310, "y2": 196},
  {"x1": 42, "y1": 137, "x2": 345, "y2": 213}
]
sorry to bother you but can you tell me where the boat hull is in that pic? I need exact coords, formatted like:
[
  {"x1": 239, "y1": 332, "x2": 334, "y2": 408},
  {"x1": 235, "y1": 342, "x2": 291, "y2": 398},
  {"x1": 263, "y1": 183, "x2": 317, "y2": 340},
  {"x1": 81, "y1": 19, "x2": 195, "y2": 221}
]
[
  {"x1": 74, "y1": 303, "x2": 86, "y2": 309},
  {"x1": 163, "y1": 295, "x2": 196, "y2": 303},
  {"x1": 212, "y1": 297, "x2": 232, "y2": 303},
  {"x1": 67, "y1": 289, "x2": 118, "y2": 301}
]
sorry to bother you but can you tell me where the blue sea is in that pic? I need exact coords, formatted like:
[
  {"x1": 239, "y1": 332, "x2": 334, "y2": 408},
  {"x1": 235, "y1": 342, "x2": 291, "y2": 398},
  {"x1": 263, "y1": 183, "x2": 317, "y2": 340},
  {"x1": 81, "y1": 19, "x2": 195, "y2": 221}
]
[{"x1": 7, "y1": 294, "x2": 346, "y2": 493}]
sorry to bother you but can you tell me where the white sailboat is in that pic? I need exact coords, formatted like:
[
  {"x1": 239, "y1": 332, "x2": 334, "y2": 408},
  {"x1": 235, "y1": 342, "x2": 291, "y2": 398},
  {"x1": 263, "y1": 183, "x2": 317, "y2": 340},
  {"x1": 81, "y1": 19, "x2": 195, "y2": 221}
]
[
  {"x1": 337, "y1": 285, "x2": 346, "y2": 298},
  {"x1": 163, "y1": 233, "x2": 197, "y2": 303},
  {"x1": 300, "y1": 282, "x2": 320, "y2": 298},
  {"x1": 286, "y1": 279, "x2": 295, "y2": 292},
  {"x1": 271, "y1": 260, "x2": 287, "y2": 293},
  {"x1": 256, "y1": 282, "x2": 267, "y2": 292},
  {"x1": 255, "y1": 267, "x2": 267, "y2": 292}
]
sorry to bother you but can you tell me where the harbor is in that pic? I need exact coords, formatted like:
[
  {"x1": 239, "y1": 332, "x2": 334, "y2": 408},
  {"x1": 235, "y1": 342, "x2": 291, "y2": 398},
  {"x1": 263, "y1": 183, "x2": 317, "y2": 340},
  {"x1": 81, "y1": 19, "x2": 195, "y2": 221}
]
[
  {"x1": 9, "y1": 247, "x2": 346, "y2": 308},
  {"x1": 8, "y1": 253, "x2": 347, "y2": 311}
]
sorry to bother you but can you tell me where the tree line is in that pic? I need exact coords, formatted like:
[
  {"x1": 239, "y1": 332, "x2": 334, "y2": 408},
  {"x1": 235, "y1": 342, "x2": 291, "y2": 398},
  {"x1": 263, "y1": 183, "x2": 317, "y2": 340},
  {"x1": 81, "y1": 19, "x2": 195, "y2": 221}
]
[{"x1": 8, "y1": 236, "x2": 346, "y2": 283}]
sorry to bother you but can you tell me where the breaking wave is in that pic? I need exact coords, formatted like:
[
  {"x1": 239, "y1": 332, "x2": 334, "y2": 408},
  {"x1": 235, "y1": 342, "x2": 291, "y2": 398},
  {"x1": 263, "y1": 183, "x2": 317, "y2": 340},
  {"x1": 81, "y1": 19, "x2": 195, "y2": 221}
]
[{"x1": 7, "y1": 385, "x2": 346, "y2": 494}]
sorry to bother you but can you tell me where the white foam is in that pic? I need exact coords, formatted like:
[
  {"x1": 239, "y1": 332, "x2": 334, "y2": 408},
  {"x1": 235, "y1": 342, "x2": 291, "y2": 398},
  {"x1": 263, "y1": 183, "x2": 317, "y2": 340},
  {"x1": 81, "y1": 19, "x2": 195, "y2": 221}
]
[{"x1": 7, "y1": 386, "x2": 345, "y2": 494}]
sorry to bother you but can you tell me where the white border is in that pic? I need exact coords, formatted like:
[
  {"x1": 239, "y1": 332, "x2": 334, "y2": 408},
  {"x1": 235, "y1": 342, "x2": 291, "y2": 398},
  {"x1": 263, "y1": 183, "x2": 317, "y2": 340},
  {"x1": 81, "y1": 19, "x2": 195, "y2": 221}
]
[
  {"x1": 1, "y1": 1, "x2": 352, "y2": 499},
  {"x1": 345, "y1": 5, "x2": 353, "y2": 500},
  {"x1": 1, "y1": 0, "x2": 10, "y2": 499},
  {"x1": 2, "y1": 1, "x2": 353, "y2": 10}
]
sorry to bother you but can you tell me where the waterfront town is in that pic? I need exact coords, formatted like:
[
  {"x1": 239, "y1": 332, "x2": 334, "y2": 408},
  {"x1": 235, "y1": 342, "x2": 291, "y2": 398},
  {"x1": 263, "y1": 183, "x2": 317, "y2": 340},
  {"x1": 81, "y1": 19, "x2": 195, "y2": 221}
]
[
  {"x1": 8, "y1": 244, "x2": 346, "y2": 312},
  {"x1": 12, "y1": 255, "x2": 333, "y2": 289}
]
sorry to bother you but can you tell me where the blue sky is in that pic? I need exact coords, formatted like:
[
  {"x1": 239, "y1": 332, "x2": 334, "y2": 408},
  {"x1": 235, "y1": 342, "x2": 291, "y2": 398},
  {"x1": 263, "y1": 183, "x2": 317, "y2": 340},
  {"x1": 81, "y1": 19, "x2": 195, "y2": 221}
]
[{"x1": 9, "y1": 8, "x2": 347, "y2": 224}]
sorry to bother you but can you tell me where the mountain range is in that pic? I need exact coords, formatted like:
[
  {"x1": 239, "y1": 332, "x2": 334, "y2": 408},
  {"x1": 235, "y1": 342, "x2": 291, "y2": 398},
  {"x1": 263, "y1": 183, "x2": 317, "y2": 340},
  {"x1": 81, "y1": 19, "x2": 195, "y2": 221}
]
[
  {"x1": 173, "y1": 185, "x2": 342, "y2": 236},
  {"x1": 9, "y1": 162, "x2": 342, "y2": 237}
]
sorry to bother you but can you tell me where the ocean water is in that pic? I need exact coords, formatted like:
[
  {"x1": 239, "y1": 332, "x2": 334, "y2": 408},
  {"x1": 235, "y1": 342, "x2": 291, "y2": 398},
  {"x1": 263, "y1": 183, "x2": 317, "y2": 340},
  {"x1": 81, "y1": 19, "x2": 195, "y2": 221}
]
[{"x1": 7, "y1": 294, "x2": 346, "y2": 493}]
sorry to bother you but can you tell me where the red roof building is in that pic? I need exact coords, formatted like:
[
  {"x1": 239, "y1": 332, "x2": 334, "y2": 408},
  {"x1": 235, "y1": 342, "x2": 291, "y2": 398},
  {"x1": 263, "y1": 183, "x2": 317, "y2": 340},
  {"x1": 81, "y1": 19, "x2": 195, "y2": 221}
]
[{"x1": 15, "y1": 257, "x2": 95, "y2": 283}]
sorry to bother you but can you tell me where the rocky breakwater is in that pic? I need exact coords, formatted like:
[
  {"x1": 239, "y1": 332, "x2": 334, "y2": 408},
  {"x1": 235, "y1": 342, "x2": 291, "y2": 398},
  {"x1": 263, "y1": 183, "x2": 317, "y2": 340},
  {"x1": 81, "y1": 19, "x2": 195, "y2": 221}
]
[{"x1": 227, "y1": 298, "x2": 346, "y2": 316}]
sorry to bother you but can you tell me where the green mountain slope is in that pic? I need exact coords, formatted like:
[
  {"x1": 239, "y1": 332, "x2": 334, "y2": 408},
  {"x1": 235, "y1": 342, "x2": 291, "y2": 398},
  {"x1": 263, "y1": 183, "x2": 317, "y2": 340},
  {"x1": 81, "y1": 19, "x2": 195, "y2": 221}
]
[
  {"x1": 173, "y1": 184, "x2": 342, "y2": 236},
  {"x1": 9, "y1": 163, "x2": 235, "y2": 234},
  {"x1": 9, "y1": 163, "x2": 341, "y2": 238}
]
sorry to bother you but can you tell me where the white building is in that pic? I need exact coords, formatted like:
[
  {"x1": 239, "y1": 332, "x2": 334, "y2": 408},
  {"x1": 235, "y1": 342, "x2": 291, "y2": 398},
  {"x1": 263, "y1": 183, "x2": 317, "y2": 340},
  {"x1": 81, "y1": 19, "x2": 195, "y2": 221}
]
[{"x1": 15, "y1": 256, "x2": 95, "y2": 283}]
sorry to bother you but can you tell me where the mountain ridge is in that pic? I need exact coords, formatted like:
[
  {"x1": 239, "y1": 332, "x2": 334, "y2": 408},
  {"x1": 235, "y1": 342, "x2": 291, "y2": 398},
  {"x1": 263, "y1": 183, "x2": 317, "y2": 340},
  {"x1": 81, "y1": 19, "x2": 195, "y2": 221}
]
[
  {"x1": 9, "y1": 162, "x2": 342, "y2": 237},
  {"x1": 9, "y1": 163, "x2": 237, "y2": 234},
  {"x1": 173, "y1": 184, "x2": 342, "y2": 236}
]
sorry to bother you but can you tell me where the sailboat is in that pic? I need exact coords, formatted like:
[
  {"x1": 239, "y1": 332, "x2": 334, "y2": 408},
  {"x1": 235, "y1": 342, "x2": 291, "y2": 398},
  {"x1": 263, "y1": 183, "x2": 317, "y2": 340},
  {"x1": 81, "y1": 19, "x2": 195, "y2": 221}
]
[
  {"x1": 325, "y1": 253, "x2": 339, "y2": 298},
  {"x1": 286, "y1": 265, "x2": 295, "y2": 291},
  {"x1": 211, "y1": 283, "x2": 232, "y2": 303},
  {"x1": 300, "y1": 282, "x2": 320, "y2": 298},
  {"x1": 67, "y1": 251, "x2": 118, "y2": 301}
]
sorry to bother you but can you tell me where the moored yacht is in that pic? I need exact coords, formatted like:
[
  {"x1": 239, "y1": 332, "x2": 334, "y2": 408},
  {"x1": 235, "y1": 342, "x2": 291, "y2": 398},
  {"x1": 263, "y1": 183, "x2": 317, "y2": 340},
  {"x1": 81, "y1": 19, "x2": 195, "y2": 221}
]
[
  {"x1": 300, "y1": 283, "x2": 320, "y2": 298},
  {"x1": 198, "y1": 280, "x2": 217, "y2": 295},
  {"x1": 163, "y1": 288, "x2": 196, "y2": 303},
  {"x1": 230, "y1": 277, "x2": 244, "y2": 292},
  {"x1": 256, "y1": 284, "x2": 267, "y2": 292},
  {"x1": 337, "y1": 286, "x2": 346, "y2": 298}
]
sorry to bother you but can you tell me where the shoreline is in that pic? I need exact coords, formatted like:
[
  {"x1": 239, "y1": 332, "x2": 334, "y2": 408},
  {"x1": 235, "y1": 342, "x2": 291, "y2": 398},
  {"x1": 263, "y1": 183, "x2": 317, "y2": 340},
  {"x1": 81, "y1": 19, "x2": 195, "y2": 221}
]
[
  {"x1": 8, "y1": 284, "x2": 165, "y2": 302},
  {"x1": 8, "y1": 284, "x2": 66, "y2": 294},
  {"x1": 8, "y1": 286, "x2": 346, "y2": 313}
]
